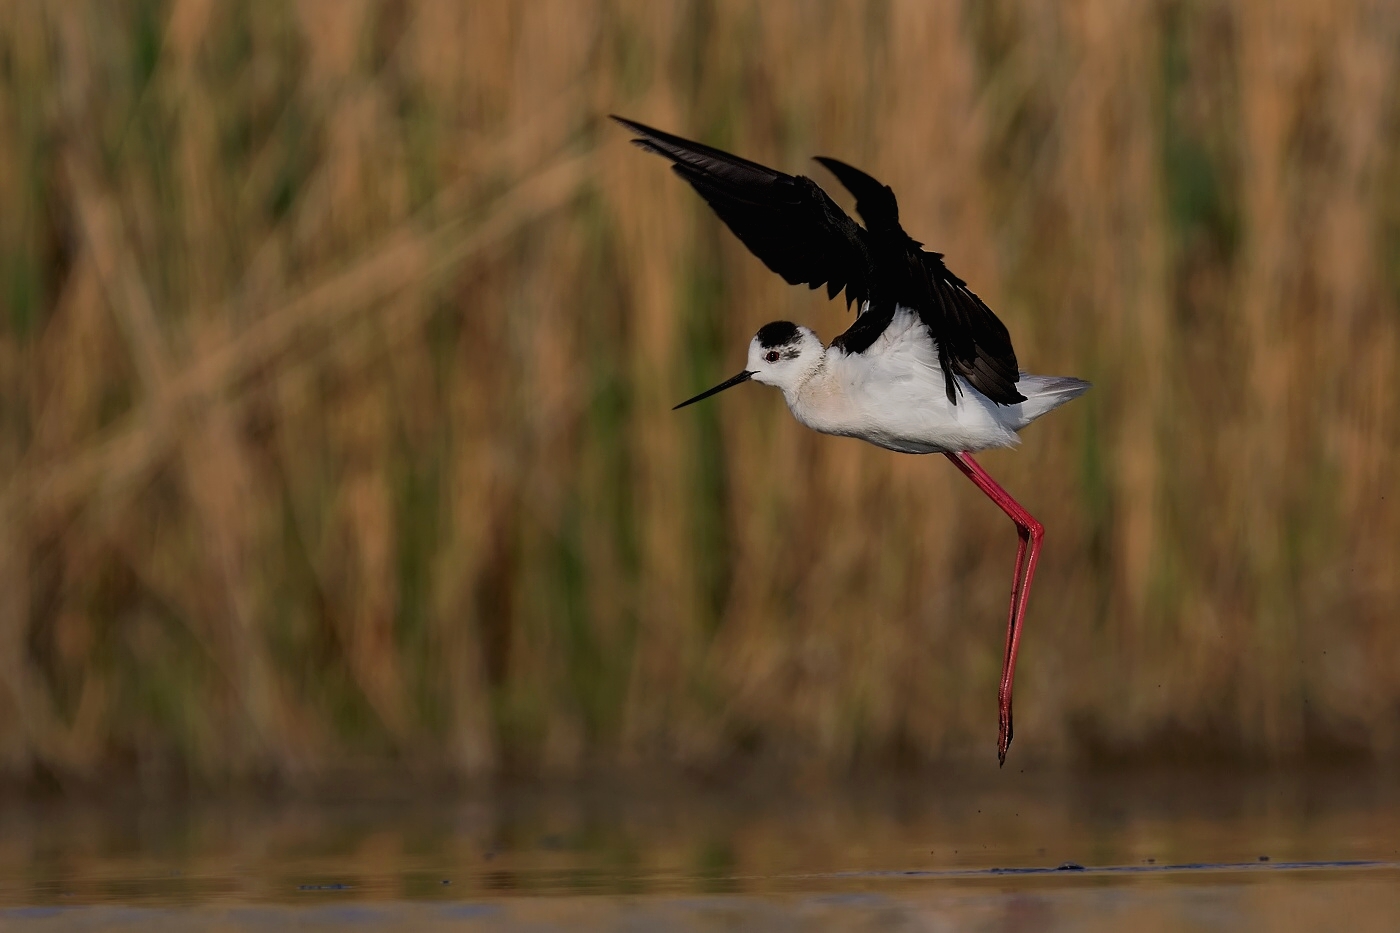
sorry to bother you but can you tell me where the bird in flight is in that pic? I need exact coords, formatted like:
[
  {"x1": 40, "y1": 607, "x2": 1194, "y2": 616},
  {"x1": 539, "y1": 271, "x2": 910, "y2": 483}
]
[{"x1": 613, "y1": 115, "x2": 1090, "y2": 765}]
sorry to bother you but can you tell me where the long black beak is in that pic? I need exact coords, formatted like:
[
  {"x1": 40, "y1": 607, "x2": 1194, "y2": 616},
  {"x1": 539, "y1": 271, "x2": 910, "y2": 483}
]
[{"x1": 673, "y1": 371, "x2": 754, "y2": 410}]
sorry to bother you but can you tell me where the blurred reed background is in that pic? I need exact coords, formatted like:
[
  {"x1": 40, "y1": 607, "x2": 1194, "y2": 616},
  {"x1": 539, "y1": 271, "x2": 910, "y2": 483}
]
[{"x1": 0, "y1": 0, "x2": 1397, "y2": 789}]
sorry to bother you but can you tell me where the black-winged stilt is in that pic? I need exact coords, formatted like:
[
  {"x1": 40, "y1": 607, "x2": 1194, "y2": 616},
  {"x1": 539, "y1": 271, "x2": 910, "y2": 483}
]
[{"x1": 614, "y1": 116, "x2": 1090, "y2": 765}]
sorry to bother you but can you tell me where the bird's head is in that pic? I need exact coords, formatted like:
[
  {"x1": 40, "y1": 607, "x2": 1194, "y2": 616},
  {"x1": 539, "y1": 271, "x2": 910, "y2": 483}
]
[
  {"x1": 745, "y1": 321, "x2": 825, "y2": 391},
  {"x1": 674, "y1": 321, "x2": 825, "y2": 410}
]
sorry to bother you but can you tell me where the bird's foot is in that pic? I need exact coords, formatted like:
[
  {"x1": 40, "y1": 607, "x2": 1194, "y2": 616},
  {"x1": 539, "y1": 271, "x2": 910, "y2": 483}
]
[{"x1": 997, "y1": 708, "x2": 1014, "y2": 767}]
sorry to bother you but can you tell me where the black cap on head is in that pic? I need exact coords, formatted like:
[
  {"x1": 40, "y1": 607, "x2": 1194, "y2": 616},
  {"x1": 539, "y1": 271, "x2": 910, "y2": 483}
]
[{"x1": 756, "y1": 320, "x2": 800, "y2": 348}]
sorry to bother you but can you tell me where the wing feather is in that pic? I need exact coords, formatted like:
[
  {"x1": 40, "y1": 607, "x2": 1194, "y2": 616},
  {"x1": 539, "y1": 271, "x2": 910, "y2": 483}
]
[
  {"x1": 615, "y1": 115, "x2": 1026, "y2": 405},
  {"x1": 920, "y1": 254, "x2": 1023, "y2": 403},
  {"x1": 613, "y1": 116, "x2": 874, "y2": 309}
]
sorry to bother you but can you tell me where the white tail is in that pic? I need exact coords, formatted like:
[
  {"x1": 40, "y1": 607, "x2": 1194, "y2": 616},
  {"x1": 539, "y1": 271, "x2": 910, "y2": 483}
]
[{"x1": 1012, "y1": 375, "x2": 1092, "y2": 429}]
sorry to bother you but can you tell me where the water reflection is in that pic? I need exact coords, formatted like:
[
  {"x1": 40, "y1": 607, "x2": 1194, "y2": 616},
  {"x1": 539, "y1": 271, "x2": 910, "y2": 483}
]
[{"x1": 1, "y1": 768, "x2": 1398, "y2": 928}]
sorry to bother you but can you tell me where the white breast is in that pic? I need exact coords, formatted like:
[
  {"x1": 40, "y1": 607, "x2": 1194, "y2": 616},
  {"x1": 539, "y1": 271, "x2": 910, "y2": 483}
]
[{"x1": 786, "y1": 309, "x2": 1024, "y2": 454}]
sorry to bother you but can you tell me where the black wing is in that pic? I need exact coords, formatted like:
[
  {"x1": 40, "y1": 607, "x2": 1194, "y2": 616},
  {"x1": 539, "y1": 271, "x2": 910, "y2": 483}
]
[
  {"x1": 615, "y1": 117, "x2": 1024, "y2": 405},
  {"x1": 814, "y1": 157, "x2": 1024, "y2": 404},
  {"x1": 917, "y1": 252, "x2": 1023, "y2": 404},
  {"x1": 611, "y1": 116, "x2": 875, "y2": 308}
]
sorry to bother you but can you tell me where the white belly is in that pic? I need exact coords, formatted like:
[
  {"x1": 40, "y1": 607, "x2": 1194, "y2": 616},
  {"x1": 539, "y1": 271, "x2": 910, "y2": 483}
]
[
  {"x1": 790, "y1": 377, "x2": 1022, "y2": 454},
  {"x1": 786, "y1": 310, "x2": 1024, "y2": 454}
]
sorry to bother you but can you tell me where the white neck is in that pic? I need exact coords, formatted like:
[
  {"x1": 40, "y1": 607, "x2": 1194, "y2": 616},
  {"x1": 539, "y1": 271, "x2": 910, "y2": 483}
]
[{"x1": 782, "y1": 352, "x2": 859, "y2": 436}]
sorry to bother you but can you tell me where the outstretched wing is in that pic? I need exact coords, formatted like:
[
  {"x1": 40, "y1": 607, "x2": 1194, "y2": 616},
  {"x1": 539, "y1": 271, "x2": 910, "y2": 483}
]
[
  {"x1": 815, "y1": 156, "x2": 1024, "y2": 404},
  {"x1": 615, "y1": 116, "x2": 1025, "y2": 406},
  {"x1": 611, "y1": 116, "x2": 875, "y2": 308}
]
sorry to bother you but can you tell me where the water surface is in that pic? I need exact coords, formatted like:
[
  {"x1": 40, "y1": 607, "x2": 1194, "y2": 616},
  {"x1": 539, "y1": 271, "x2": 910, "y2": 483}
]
[{"x1": 2, "y1": 769, "x2": 1397, "y2": 930}]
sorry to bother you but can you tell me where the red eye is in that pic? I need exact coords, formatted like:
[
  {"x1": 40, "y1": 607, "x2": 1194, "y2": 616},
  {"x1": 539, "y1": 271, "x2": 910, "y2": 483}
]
[{"x1": 765, "y1": 350, "x2": 780, "y2": 363}]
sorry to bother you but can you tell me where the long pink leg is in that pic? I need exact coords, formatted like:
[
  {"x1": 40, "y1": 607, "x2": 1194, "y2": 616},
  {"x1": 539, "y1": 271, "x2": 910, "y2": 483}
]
[{"x1": 944, "y1": 451, "x2": 1045, "y2": 766}]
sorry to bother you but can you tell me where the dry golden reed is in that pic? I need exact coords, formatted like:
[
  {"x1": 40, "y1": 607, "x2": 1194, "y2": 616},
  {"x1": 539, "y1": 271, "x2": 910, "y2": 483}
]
[{"x1": 0, "y1": 0, "x2": 1397, "y2": 786}]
